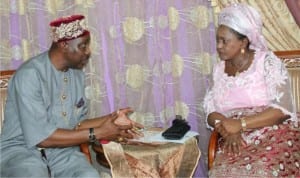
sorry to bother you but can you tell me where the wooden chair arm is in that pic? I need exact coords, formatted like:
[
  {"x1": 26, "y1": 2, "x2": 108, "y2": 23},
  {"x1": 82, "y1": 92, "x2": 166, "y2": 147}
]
[
  {"x1": 80, "y1": 143, "x2": 92, "y2": 163},
  {"x1": 208, "y1": 130, "x2": 219, "y2": 170}
]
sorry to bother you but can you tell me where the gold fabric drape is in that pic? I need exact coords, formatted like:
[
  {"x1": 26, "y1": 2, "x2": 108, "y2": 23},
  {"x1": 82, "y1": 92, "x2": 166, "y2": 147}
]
[
  {"x1": 211, "y1": 0, "x2": 300, "y2": 51},
  {"x1": 102, "y1": 137, "x2": 200, "y2": 178}
]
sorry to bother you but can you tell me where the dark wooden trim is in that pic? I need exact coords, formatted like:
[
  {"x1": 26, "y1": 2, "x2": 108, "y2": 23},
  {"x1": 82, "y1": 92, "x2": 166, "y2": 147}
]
[
  {"x1": 0, "y1": 70, "x2": 15, "y2": 77},
  {"x1": 208, "y1": 130, "x2": 219, "y2": 170},
  {"x1": 0, "y1": 70, "x2": 15, "y2": 88},
  {"x1": 274, "y1": 50, "x2": 300, "y2": 59}
]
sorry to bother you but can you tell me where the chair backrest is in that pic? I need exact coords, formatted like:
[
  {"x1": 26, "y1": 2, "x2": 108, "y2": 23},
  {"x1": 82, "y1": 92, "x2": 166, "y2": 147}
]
[
  {"x1": 274, "y1": 50, "x2": 300, "y2": 113},
  {"x1": 0, "y1": 70, "x2": 15, "y2": 133}
]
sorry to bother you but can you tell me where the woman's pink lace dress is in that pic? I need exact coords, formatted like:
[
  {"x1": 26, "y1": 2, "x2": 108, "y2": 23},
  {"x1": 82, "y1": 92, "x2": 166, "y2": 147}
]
[{"x1": 204, "y1": 51, "x2": 300, "y2": 177}]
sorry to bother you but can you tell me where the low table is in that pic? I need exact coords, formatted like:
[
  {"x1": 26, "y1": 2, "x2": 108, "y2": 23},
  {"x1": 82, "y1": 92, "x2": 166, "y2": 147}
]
[{"x1": 92, "y1": 132, "x2": 200, "y2": 177}]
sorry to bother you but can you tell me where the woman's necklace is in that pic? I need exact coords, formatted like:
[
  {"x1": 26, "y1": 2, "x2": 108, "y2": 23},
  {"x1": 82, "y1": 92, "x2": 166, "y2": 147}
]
[{"x1": 234, "y1": 52, "x2": 251, "y2": 76}]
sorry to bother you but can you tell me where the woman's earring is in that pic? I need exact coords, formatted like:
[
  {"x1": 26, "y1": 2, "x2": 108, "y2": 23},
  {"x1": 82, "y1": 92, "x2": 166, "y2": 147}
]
[{"x1": 241, "y1": 48, "x2": 245, "y2": 54}]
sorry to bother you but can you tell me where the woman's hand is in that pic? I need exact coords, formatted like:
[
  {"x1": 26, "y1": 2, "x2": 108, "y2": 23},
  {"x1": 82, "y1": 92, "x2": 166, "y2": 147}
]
[
  {"x1": 215, "y1": 118, "x2": 242, "y2": 138},
  {"x1": 223, "y1": 132, "x2": 246, "y2": 156}
]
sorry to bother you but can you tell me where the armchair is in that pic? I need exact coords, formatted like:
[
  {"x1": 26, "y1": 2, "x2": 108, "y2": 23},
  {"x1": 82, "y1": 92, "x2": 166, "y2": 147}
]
[
  {"x1": 0, "y1": 70, "x2": 92, "y2": 163},
  {"x1": 207, "y1": 50, "x2": 300, "y2": 170}
]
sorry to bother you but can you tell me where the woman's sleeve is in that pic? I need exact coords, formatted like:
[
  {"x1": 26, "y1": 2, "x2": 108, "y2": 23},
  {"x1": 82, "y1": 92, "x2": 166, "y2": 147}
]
[
  {"x1": 203, "y1": 88, "x2": 216, "y2": 130},
  {"x1": 264, "y1": 52, "x2": 298, "y2": 124},
  {"x1": 203, "y1": 65, "x2": 217, "y2": 130}
]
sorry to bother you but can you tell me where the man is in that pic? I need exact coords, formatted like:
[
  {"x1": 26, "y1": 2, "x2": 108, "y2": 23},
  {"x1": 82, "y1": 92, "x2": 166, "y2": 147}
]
[{"x1": 0, "y1": 15, "x2": 139, "y2": 177}]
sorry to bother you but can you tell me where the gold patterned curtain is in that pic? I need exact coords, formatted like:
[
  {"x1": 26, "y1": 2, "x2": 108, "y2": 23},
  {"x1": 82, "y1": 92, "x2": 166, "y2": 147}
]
[{"x1": 211, "y1": 0, "x2": 300, "y2": 51}]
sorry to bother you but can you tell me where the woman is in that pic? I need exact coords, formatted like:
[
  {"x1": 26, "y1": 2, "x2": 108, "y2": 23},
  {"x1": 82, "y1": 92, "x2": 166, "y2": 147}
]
[{"x1": 204, "y1": 3, "x2": 300, "y2": 177}]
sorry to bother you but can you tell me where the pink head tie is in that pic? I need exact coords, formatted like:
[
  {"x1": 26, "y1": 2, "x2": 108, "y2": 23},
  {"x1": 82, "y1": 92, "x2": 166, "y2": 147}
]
[
  {"x1": 49, "y1": 14, "x2": 90, "y2": 42},
  {"x1": 218, "y1": 3, "x2": 268, "y2": 51}
]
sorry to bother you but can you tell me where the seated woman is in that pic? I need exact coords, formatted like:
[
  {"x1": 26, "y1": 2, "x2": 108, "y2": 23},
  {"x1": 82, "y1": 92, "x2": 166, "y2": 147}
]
[{"x1": 203, "y1": 3, "x2": 300, "y2": 177}]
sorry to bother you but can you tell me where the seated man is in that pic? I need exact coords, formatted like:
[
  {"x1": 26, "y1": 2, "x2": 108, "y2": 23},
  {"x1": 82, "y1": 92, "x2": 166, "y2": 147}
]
[{"x1": 0, "y1": 15, "x2": 141, "y2": 178}]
